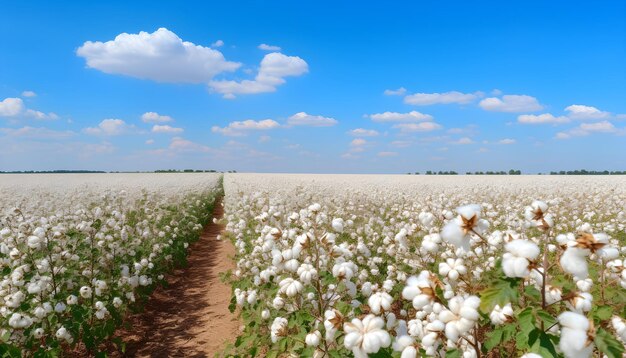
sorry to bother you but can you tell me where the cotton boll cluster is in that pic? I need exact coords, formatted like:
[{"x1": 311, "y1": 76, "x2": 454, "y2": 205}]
[
  {"x1": 0, "y1": 173, "x2": 222, "y2": 353},
  {"x1": 223, "y1": 174, "x2": 626, "y2": 357}
]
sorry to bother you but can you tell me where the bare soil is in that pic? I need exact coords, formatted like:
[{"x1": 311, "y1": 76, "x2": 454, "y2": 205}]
[{"x1": 115, "y1": 198, "x2": 240, "y2": 357}]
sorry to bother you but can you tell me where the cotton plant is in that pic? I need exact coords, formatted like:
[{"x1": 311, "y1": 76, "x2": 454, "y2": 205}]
[
  {"x1": 222, "y1": 174, "x2": 626, "y2": 357},
  {"x1": 0, "y1": 174, "x2": 223, "y2": 356}
]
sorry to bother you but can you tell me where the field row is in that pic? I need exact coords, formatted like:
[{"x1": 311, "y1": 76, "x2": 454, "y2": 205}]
[
  {"x1": 0, "y1": 174, "x2": 223, "y2": 356},
  {"x1": 222, "y1": 174, "x2": 626, "y2": 357}
]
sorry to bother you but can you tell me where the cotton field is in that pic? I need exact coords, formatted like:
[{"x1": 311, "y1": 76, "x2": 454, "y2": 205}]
[
  {"x1": 0, "y1": 173, "x2": 222, "y2": 356},
  {"x1": 223, "y1": 174, "x2": 626, "y2": 357}
]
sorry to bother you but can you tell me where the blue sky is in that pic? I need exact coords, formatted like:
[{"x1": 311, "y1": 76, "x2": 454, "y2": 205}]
[{"x1": 1, "y1": 1, "x2": 625, "y2": 173}]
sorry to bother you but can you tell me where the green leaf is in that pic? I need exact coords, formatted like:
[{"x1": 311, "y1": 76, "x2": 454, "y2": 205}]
[
  {"x1": 479, "y1": 277, "x2": 520, "y2": 313},
  {"x1": 536, "y1": 309, "x2": 557, "y2": 328},
  {"x1": 529, "y1": 329, "x2": 558, "y2": 357},
  {"x1": 594, "y1": 305, "x2": 613, "y2": 321},
  {"x1": 445, "y1": 348, "x2": 462, "y2": 358},
  {"x1": 595, "y1": 328, "x2": 625, "y2": 358},
  {"x1": 515, "y1": 307, "x2": 535, "y2": 349},
  {"x1": 484, "y1": 329, "x2": 503, "y2": 350}
]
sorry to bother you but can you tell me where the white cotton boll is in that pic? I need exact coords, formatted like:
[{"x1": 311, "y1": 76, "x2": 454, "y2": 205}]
[
  {"x1": 270, "y1": 317, "x2": 288, "y2": 343},
  {"x1": 306, "y1": 330, "x2": 322, "y2": 347},
  {"x1": 261, "y1": 309, "x2": 270, "y2": 320},
  {"x1": 332, "y1": 218, "x2": 344, "y2": 233},
  {"x1": 611, "y1": 316, "x2": 626, "y2": 341},
  {"x1": 32, "y1": 327, "x2": 45, "y2": 338},
  {"x1": 545, "y1": 286, "x2": 562, "y2": 305},
  {"x1": 278, "y1": 278, "x2": 303, "y2": 297},
  {"x1": 79, "y1": 286, "x2": 92, "y2": 298},
  {"x1": 576, "y1": 279, "x2": 593, "y2": 292},
  {"x1": 560, "y1": 247, "x2": 590, "y2": 279},
  {"x1": 113, "y1": 297, "x2": 123, "y2": 308},
  {"x1": 343, "y1": 315, "x2": 391, "y2": 357},
  {"x1": 368, "y1": 292, "x2": 393, "y2": 314},
  {"x1": 566, "y1": 292, "x2": 592, "y2": 313},
  {"x1": 558, "y1": 311, "x2": 594, "y2": 358},
  {"x1": 489, "y1": 304, "x2": 513, "y2": 325},
  {"x1": 520, "y1": 354, "x2": 543, "y2": 358}
]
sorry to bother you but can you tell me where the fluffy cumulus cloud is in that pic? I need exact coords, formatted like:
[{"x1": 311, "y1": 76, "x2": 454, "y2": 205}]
[
  {"x1": 152, "y1": 124, "x2": 183, "y2": 134},
  {"x1": 351, "y1": 138, "x2": 367, "y2": 146},
  {"x1": 348, "y1": 128, "x2": 379, "y2": 137},
  {"x1": 258, "y1": 43, "x2": 281, "y2": 51},
  {"x1": 84, "y1": 119, "x2": 133, "y2": 136},
  {"x1": 211, "y1": 40, "x2": 224, "y2": 48},
  {"x1": 403, "y1": 91, "x2": 480, "y2": 105},
  {"x1": 77, "y1": 28, "x2": 241, "y2": 83},
  {"x1": 392, "y1": 122, "x2": 442, "y2": 132},
  {"x1": 209, "y1": 52, "x2": 308, "y2": 98},
  {"x1": 479, "y1": 95, "x2": 543, "y2": 112},
  {"x1": 368, "y1": 111, "x2": 433, "y2": 122},
  {"x1": 0, "y1": 126, "x2": 75, "y2": 139},
  {"x1": 498, "y1": 138, "x2": 516, "y2": 144},
  {"x1": 451, "y1": 137, "x2": 474, "y2": 145},
  {"x1": 556, "y1": 120, "x2": 619, "y2": 139},
  {"x1": 141, "y1": 112, "x2": 173, "y2": 123},
  {"x1": 0, "y1": 97, "x2": 57, "y2": 120},
  {"x1": 212, "y1": 119, "x2": 280, "y2": 136},
  {"x1": 0, "y1": 98, "x2": 24, "y2": 117},
  {"x1": 518, "y1": 113, "x2": 570, "y2": 124},
  {"x1": 168, "y1": 136, "x2": 214, "y2": 152},
  {"x1": 21, "y1": 91, "x2": 36, "y2": 98},
  {"x1": 286, "y1": 112, "x2": 337, "y2": 127},
  {"x1": 383, "y1": 87, "x2": 406, "y2": 96},
  {"x1": 564, "y1": 104, "x2": 610, "y2": 120}
]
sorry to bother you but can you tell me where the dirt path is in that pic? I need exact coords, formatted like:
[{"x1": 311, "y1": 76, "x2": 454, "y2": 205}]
[{"x1": 118, "y1": 198, "x2": 240, "y2": 357}]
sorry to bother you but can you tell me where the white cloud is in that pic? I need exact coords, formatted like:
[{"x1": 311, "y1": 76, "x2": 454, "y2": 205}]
[
  {"x1": 556, "y1": 120, "x2": 617, "y2": 139},
  {"x1": 0, "y1": 98, "x2": 25, "y2": 117},
  {"x1": 518, "y1": 113, "x2": 570, "y2": 124},
  {"x1": 564, "y1": 104, "x2": 610, "y2": 120},
  {"x1": 211, "y1": 39, "x2": 224, "y2": 48},
  {"x1": 209, "y1": 52, "x2": 308, "y2": 98},
  {"x1": 369, "y1": 111, "x2": 433, "y2": 122},
  {"x1": 141, "y1": 112, "x2": 173, "y2": 123},
  {"x1": 479, "y1": 95, "x2": 543, "y2": 112},
  {"x1": 0, "y1": 97, "x2": 57, "y2": 120},
  {"x1": 451, "y1": 137, "x2": 474, "y2": 145},
  {"x1": 0, "y1": 126, "x2": 75, "y2": 139},
  {"x1": 383, "y1": 87, "x2": 406, "y2": 96},
  {"x1": 169, "y1": 136, "x2": 214, "y2": 152},
  {"x1": 404, "y1": 91, "x2": 479, "y2": 105},
  {"x1": 152, "y1": 124, "x2": 184, "y2": 134},
  {"x1": 287, "y1": 112, "x2": 337, "y2": 127},
  {"x1": 77, "y1": 28, "x2": 241, "y2": 83},
  {"x1": 377, "y1": 151, "x2": 398, "y2": 157},
  {"x1": 84, "y1": 119, "x2": 132, "y2": 136},
  {"x1": 348, "y1": 128, "x2": 379, "y2": 137},
  {"x1": 390, "y1": 140, "x2": 412, "y2": 148},
  {"x1": 393, "y1": 122, "x2": 442, "y2": 132},
  {"x1": 258, "y1": 43, "x2": 281, "y2": 51},
  {"x1": 21, "y1": 91, "x2": 37, "y2": 98},
  {"x1": 145, "y1": 139, "x2": 154, "y2": 144},
  {"x1": 212, "y1": 119, "x2": 280, "y2": 136},
  {"x1": 350, "y1": 138, "x2": 367, "y2": 146},
  {"x1": 497, "y1": 138, "x2": 516, "y2": 144}
]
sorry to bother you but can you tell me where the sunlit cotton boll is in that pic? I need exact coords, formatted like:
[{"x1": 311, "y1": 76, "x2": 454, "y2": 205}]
[
  {"x1": 441, "y1": 204, "x2": 488, "y2": 252},
  {"x1": 270, "y1": 317, "x2": 288, "y2": 343},
  {"x1": 502, "y1": 240, "x2": 540, "y2": 278},
  {"x1": 332, "y1": 218, "x2": 344, "y2": 233},
  {"x1": 278, "y1": 278, "x2": 304, "y2": 297},
  {"x1": 368, "y1": 291, "x2": 393, "y2": 314},
  {"x1": 558, "y1": 311, "x2": 594, "y2": 358},
  {"x1": 343, "y1": 314, "x2": 391, "y2": 357},
  {"x1": 79, "y1": 286, "x2": 92, "y2": 298},
  {"x1": 305, "y1": 330, "x2": 322, "y2": 347},
  {"x1": 489, "y1": 304, "x2": 513, "y2": 325}
]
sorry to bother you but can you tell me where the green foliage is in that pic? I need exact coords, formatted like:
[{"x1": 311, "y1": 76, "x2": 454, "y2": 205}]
[
  {"x1": 479, "y1": 276, "x2": 520, "y2": 313},
  {"x1": 595, "y1": 328, "x2": 625, "y2": 358}
]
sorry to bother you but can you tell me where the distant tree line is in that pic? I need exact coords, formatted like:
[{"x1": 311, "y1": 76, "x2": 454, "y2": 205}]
[
  {"x1": 549, "y1": 170, "x2": 626, "y2": 175},
  {"x1": 0, "y1": 169, "x2": 237, "y2": 174},
  {"x1": 407, "y1": 169, "x2": 522, "y2": 175}
]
